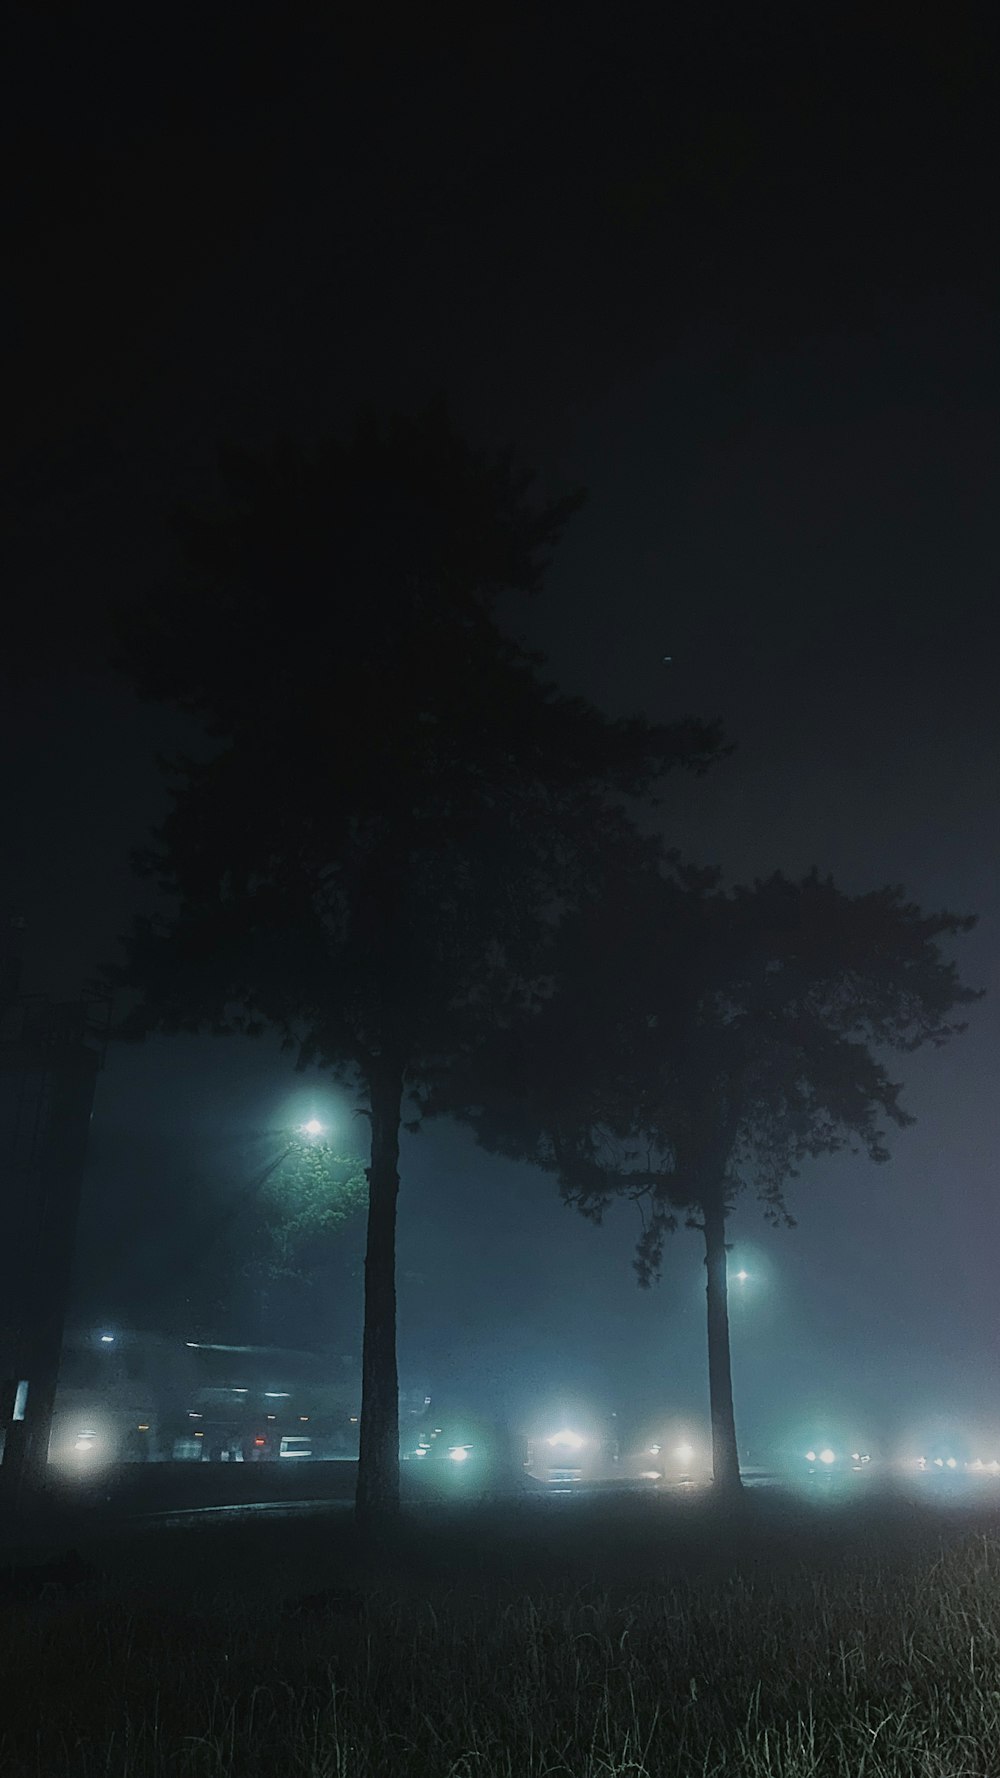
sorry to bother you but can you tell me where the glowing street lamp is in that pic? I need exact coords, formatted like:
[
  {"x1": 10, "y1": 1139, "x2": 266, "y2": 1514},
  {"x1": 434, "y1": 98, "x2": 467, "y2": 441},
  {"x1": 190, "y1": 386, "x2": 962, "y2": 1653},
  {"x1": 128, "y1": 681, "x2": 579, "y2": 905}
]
[{"x1": 300, "y1": 1119, "x2": 325, "y2": 1137}]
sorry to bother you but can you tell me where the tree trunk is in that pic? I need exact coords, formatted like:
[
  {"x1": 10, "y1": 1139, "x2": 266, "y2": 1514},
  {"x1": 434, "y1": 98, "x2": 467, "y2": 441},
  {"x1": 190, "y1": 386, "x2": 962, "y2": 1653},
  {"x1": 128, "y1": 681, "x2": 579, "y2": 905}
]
[
  {"x1": 703, "y1": 1195, "x2": 742, "y2": 1496},
  {"x1": 0, "y1": 1029, "x2": 100, "y2": 1510},
  {"x1": 355, "y1": 1059, "x2": 404, "y2": 1525}
]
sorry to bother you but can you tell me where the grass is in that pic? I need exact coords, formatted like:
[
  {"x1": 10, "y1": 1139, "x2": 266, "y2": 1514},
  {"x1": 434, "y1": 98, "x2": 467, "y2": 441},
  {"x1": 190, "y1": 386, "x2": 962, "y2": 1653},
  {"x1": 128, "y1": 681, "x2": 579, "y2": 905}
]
[{"x1": 4, "y1": 1488, "x2": 1000, "y2": 1775}]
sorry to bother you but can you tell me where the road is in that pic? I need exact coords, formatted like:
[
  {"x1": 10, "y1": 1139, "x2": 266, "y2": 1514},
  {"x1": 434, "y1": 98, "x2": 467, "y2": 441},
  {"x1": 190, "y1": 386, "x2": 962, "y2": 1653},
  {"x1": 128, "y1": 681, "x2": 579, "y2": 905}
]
[
  {"x1": 3, "y1": 1460, "x2": 988, "y2": 1553},
  {"x1": 1, "y1": 1462, "x2": 678, "y2": 1548}
]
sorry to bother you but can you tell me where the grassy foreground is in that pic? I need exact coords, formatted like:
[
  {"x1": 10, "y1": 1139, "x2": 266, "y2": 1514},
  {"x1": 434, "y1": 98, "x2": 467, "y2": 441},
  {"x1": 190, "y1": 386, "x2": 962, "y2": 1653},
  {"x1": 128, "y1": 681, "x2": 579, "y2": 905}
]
[{"x1": 3, "y1": 1489, "x2": 1000, "y2": 1776}]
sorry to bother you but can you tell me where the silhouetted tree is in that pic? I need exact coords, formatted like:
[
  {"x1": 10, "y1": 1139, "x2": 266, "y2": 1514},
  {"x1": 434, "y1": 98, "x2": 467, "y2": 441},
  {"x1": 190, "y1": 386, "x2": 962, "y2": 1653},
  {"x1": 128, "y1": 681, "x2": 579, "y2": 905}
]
[
  {"x1": 111, "y1": 407, "x2": 721, "y2": 1522},
  {"x1": 442, "y1": 863, "x2": 980, "y2": 1495}
]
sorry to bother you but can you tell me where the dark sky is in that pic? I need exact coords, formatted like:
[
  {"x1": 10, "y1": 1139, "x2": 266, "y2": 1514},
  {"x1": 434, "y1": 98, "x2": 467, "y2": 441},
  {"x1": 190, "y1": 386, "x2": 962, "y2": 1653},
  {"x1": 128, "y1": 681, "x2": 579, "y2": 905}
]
[{"x1": 3, "y1": 10, "x2": 998, "y2": 1451}]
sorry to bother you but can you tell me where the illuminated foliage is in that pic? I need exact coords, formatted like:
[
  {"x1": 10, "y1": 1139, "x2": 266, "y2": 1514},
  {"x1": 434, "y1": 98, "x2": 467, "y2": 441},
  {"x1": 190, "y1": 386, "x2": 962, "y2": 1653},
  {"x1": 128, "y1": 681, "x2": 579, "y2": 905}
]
[{"x1": 252, "y1": 1142, "x2": 368, "y2": 1279}]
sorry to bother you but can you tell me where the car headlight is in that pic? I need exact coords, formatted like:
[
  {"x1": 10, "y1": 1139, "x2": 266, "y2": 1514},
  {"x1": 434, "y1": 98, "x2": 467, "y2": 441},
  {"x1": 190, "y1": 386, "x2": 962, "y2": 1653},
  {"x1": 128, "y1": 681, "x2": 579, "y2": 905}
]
[{"x1": 447, "y1": 1445, "x2": 471, "y2": 1462}]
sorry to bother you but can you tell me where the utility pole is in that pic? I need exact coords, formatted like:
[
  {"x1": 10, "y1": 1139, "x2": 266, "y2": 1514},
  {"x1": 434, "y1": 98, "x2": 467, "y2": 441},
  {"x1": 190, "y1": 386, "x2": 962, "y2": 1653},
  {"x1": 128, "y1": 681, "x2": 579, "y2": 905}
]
[{"x1": 0, "y1": 963, "x2": 107, "y2": 1510}]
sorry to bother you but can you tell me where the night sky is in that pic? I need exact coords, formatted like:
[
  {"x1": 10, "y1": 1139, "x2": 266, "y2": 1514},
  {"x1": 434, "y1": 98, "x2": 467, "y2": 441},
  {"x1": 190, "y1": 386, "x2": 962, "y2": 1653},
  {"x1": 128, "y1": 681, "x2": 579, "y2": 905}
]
[{"x1": 4, "y1": 12, "x2": 998, "y2": 1452}]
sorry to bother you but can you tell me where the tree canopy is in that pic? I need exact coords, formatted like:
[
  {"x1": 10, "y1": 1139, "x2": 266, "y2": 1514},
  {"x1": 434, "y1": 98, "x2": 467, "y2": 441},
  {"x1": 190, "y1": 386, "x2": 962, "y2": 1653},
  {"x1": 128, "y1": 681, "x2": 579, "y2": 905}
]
[{"x1": 115, "y1": 408, "x2": 719, "y2": 1076}]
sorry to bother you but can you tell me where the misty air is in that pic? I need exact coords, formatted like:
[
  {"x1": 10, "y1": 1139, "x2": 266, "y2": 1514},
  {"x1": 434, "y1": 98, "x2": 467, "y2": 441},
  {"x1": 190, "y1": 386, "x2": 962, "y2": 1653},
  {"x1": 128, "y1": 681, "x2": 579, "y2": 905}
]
[{"x1": 2, "y1": 14, "x2": 998, "y2": 1777}]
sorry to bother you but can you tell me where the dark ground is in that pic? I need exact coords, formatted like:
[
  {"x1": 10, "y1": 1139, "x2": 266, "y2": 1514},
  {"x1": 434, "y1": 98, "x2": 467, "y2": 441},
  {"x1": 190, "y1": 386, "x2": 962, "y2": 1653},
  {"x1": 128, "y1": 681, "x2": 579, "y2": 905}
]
[{"x1": 5, "y1": 1485, "x2": 1000, "y2": 1774}]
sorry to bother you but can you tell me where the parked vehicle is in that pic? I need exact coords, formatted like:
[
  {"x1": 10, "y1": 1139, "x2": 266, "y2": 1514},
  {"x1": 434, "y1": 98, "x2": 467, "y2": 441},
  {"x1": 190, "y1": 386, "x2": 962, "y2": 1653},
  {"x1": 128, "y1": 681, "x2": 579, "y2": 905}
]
[{"x1": 46, "y1": 1329, "x2": 360, "y2": 1469}]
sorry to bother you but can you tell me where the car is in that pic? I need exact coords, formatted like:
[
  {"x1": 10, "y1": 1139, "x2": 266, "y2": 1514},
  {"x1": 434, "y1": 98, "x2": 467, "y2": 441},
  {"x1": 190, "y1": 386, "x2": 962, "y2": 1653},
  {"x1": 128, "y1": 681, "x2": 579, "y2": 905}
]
[
  {"x1": 279, "y1": 1435, "x2": 313, "y2": 1459},
  {"x1": 402, "y1": 1414, "x2": 526, "y2": 1495}
]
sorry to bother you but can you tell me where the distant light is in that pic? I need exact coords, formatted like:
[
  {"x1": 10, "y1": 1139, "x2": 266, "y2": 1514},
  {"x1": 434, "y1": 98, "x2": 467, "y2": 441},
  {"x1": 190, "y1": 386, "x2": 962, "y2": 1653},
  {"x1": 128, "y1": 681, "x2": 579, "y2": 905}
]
[
  {"x1": 547, "y1": 1428, "x2": 585, "y2": 1451},
  {"x1": 414, "y1": 1446, "x2": 428, "y2": 1457},
  {"x1": 649, "y1": 1444, "x2": 662, "y2": 1456},
  {"x1": 448, "y1": 1445, "x2": 470, "y2": 1462},
  {"x1": 946, "y1": 1457, "x2": 957, "y2": 1469},
  {"x1": 137, "y1": 1423, "x2": 149, "y2": 1432},
  {"x1": 735, "y1": 1270, "x2": 749, "y2": 1283},
  {"x1": 934, "y1": 1458, "x2": 944, "y2": 1467},
  {"x1": 851, "y1": 1452, "x2": 861, "y2": 1462},
  {"x1": 819, "y1": 1448, "x2": 835, "y2": 1465},
  {"x1": 100, "y1": 1334, "x2": 115, "y2": 1344},
  {"x1": 194, "y1": 1431, "x2": 204, "y2": 1438},
  {"x1": 264, "y1": 1391, "x2": 290, "y2": 1399},
  {"x1": 805, "y1": 1451, "x2": 817, "y2": 1463},
  {"x1": 299, "y1": 1416, "x2": 309, "y2": 1422},
  {"x1": 302, "y1": 1119, "x2": 324, "y2": 1137},
  {"x1": 676, "y1": 1443, "x2": 694, "y2": 1464},
  {"x1": 188, "y1": 1412, "x2": 202, "y2": 1419},
  {"x1": 232, "y1": 1388, "x2": 248, "y2": 1395}
]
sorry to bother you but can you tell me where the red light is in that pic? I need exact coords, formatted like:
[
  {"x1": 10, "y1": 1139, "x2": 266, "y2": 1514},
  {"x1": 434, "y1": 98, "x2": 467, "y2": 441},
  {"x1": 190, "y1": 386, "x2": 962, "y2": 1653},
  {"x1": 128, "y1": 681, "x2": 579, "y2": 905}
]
[{"x1": 253, "y1": 1436, "x2": 266, "y2": 1447}]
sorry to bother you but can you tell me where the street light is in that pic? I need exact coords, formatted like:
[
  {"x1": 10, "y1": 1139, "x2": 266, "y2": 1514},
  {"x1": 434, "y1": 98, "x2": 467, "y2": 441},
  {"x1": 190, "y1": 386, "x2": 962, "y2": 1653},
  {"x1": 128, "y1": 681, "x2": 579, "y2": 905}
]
[
  {"x1": 301, "y1": 1119, "x2": 324, "y2": 1137},
  {"x1": 734, "y1": 1270, "x2": 749, "y2": 1283}
]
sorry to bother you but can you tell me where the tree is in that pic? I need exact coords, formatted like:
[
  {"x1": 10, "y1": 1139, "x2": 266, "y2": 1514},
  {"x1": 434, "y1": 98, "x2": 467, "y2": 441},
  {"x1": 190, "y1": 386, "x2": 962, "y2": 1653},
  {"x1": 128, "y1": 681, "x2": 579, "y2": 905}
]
[
  {"x1": 182, "y1": 1134, "x2": 369, "y2": 1348},
  {"x1": 442, "y1": 862, "x2": 980, "y2": 1495},
  {"x1": 111, "y1": 407, "x2": 722, "y2": 1523}
]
